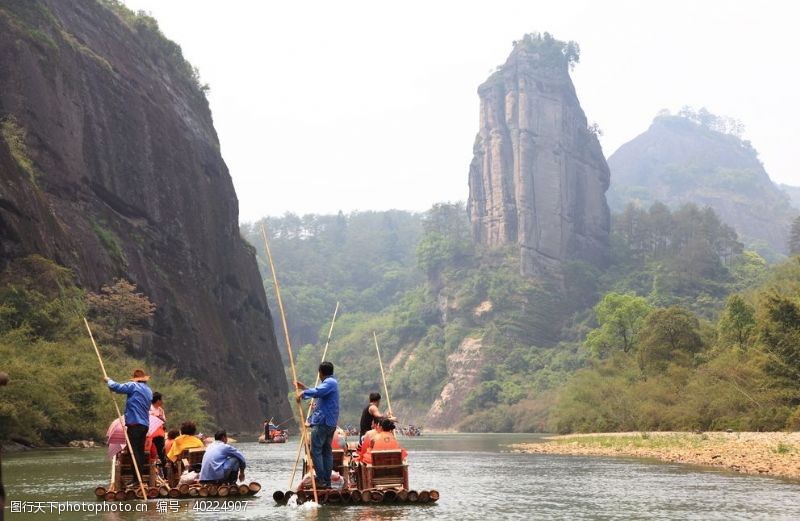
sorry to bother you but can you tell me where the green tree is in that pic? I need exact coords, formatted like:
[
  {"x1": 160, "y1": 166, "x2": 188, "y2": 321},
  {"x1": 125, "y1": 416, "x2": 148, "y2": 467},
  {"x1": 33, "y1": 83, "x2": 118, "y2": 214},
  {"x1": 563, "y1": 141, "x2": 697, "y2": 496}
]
[
  {"x1": 730, "y1": 251, "x2": 767, "y2": 290},
  {"x1": 637, "y1": 306, "x2": 703, "y2": 372},
  {"x1": 758, "y1": 292, "x2": 800, "y2": 389},
  {"x1": 718, "y1": 295, "x2": 756, "y2": 350},
  {"x1": 86, "y1": 279, "x2": 156, "y2": 346},
  {"x1": 585, "y1": 293, "x2": 653, "y2": 357},
  {"x1": 464, "y1": 381, "x2": 503, "y2": 413},
  {"x1": 790, "y1": 216, "x2": 800, "y2": 255},
  {"x1": 416, "y1": 203, "x2": 472, "y2": 278}
]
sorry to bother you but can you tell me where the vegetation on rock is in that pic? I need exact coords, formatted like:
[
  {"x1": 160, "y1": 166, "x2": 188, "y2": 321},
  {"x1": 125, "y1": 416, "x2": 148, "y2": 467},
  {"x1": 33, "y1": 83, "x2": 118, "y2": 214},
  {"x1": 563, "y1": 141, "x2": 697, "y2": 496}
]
[
  {"x1": 512, "y1": 32, "x2": 580, "y2": 70},
  {"x1": 0, "y1": 256, "x2": 209, "y2": 445},
  {"x1": 1, "y1": 116, "x2": 37, "y2": 185}
]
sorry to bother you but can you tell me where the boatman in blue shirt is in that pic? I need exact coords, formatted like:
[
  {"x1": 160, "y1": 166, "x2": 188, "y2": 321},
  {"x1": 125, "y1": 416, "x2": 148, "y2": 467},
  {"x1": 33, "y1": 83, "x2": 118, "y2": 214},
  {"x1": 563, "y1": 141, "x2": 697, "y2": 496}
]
[
  {"x1": 200, "y1": 430, "x2": 247, "y2": 485},
  {"x1": 105, "y1": 368, "x2": 153, "y2": 488},
  {"x1": 296, "y1": 361, "x2": 339, "y2": 488}
]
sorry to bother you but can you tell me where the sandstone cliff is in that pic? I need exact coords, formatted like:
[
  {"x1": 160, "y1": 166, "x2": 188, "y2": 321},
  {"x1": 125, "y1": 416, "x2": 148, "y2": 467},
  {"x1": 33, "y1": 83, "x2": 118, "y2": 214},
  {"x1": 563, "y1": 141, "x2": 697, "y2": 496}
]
[
  {"x1": 424, "y1": 336, "x2": 484, "y2": 430},
  {"x1": 467, "y1": 34, "x2": 610, "y2": 275},
  {"x1": 0, "y1": 0, "x2": 291, "y2": 429}
]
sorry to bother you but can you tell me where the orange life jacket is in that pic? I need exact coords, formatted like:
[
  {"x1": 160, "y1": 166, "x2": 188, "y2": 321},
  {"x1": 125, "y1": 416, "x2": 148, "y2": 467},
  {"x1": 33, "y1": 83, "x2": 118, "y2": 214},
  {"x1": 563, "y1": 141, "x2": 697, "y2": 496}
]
[
  {"x1": 363, "y1": 433, "x2": 407, "y2": 464},
  {"x1": 372, "y1": 434, "x2": 400, "y2": 451}
]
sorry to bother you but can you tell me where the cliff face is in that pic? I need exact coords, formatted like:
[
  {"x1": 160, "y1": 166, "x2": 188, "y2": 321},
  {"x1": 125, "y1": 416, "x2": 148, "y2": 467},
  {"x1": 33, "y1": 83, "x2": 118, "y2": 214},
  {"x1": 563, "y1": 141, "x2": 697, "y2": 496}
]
[
  {"x1": 424, "y1": 336, "x2": 483, "y2": 430},
  {"x1": 467, "y1": 37, "x2": 610, "y2": 275},
  {"x1": 608, "y1": 114, "x2": 796, "y2": 256},
  {"x1": 0, "y1": 0, "x2": 291, "y2": 429}
]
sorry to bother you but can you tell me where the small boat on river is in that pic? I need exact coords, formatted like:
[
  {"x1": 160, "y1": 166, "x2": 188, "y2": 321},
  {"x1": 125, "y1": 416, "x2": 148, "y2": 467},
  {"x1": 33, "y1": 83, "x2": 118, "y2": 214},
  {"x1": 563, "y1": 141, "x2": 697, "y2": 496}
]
[
  {"x1": 259, "y1": 420, "x2": 289, "y2": 443},
  {"x1": 258, "y1": 431, "x2": 288, "y2": 444},
  {"x1": 259, "y1": 429, "x2": 288, "y2": 444}
]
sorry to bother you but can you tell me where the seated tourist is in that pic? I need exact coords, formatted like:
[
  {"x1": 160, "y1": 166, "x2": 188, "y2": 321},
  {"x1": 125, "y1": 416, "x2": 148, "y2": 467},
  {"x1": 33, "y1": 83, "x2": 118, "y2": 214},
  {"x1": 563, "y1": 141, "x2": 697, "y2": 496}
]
[
  {"x1": 164, "y1": 428, "x2": 179, "y2": 455},
  {"x1": 199, "y1": 430, "x2": 246, "y2": 485},
  {"x1": 362, "y1": 419, "x2": 407, "y2": 464},
  {"x1": 331, "y1": 426, "x2": 346, "y2": 450},
  {"x1": 356, "y1": 418, "x2": 378, "y2": 460},
  {"x1": 166, "y1": 421, "x2": 205, "y2": 462}
]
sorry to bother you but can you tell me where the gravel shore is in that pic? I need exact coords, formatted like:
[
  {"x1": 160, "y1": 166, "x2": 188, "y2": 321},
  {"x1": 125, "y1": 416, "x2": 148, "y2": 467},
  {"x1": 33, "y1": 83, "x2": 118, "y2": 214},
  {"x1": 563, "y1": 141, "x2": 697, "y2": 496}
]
[{"x1": 511, "y1": 431, "x2": 800, "y2": 480}]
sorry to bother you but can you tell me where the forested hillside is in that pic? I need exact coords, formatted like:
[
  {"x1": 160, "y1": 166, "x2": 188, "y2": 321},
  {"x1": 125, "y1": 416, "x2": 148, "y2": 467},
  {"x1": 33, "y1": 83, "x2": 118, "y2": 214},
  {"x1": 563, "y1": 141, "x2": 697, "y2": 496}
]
[
  {"x1": 553, "y1": 257, "x2": 800, "y2": 433},
  {"x1": 240, "y1": 211, "x2": 424, "y2": 350},
  {"x1": 242, "y1": 199, "x2": 792, "y2": 432},
  {"x1": 608, "y1": 108, "x2": 796, "y2": 261}
]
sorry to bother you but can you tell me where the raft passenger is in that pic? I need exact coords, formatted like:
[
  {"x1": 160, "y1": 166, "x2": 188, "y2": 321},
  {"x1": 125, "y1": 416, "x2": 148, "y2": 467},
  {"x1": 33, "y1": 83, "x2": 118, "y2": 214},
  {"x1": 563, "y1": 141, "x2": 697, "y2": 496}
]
[
  {"x1": 167, "y1": 421, "x2": 204, "y2": 462},
  {"x1": 362, "y1": 419, "x2": 407, "y2": 464},
  {"x1": 164, "y1": 429, "x2": 179, "y2": 455},
  {"x1": 149, "y1": 392, "x2": 167, "y2": 470},
  {"x1": 199, "y1": 430, "x2": 246, "y2": 485}
]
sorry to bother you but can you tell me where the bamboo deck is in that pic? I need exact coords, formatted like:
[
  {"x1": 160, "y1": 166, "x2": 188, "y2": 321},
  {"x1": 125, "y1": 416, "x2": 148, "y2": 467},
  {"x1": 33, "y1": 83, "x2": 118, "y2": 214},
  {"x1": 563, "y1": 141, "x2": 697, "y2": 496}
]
[
  {"x1": 93, "y1": 481, "x2": 261, "y2": 501},
  {"x1": 272, "y1": 487, "x2": 440, "y2": 505}
]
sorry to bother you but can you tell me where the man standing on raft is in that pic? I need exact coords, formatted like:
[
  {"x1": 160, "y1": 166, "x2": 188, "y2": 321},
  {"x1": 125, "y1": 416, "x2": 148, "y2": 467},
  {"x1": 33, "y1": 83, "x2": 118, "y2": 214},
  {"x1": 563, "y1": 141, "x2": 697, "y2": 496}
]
[
  {"x1": 296, "y1": 361, "x2": 339, "y2": 489},
  {"x1": 105, "y1": 368, "x2": 152, "y2": 488}
]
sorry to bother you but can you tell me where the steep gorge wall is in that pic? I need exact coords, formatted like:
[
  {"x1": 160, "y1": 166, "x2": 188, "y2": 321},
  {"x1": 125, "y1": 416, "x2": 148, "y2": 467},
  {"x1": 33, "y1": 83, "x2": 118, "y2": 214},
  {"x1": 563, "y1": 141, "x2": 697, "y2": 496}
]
[
  {"x1": 0, "y1": 0, "x2": 291, "y2": 429},
  {"x1": 467, "y1": 39, "x2": 610, "y2": 275}
]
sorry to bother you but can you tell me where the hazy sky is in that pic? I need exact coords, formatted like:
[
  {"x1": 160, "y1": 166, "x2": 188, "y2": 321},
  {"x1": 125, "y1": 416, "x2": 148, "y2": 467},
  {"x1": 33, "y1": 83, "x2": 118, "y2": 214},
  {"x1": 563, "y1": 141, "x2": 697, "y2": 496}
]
[{"x1": 123, "y1": 0, "x2": 799, "y2": 222}]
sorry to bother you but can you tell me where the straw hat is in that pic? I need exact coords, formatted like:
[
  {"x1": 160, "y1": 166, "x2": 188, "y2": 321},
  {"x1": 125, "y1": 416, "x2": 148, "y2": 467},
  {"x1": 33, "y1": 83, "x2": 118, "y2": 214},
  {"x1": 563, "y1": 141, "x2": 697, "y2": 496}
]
[{"x1": 131, "y1": 369, "x2": 150, "y2": 382}]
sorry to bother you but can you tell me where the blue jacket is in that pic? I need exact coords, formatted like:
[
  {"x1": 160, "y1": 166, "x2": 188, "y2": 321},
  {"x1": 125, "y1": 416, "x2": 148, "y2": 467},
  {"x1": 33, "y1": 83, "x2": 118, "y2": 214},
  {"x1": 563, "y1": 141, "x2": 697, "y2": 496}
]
[
  {"x1": 107, "y1": 379, "x2": 152, "y2": 426},
  {"x1": 199, "y1": 441, "x2": 247, "y2": 482},
  {"x1": 302, "y1": 376, "x2": 339, "y2": 427}
]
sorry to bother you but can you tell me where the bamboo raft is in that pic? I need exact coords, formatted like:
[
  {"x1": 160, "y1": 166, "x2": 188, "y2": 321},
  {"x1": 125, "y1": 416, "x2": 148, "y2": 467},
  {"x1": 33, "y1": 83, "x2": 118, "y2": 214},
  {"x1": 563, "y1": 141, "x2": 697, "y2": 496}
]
[
  {"x1": 273, "y1": 487, "x2": 439, "y2": 505},
  {"x1": 94, "y1": 481, "x2": 262, "y2": 501},
  {"x1": 272, "y1": 447, "x2": 440, "y2": 506},
  {"x1": 258, "y1": 431, "x2": 288, "y2": 444},
  {"x1": 93, "y1": 447, "x2": 261, "y2": 501}
]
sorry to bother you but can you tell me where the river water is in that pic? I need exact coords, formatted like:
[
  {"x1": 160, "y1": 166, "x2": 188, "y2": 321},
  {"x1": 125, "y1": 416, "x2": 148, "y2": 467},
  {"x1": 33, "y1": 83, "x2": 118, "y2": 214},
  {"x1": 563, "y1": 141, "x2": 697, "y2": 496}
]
[{"x1": 4, "y1": 433, "x2": 800, "y2": 520}]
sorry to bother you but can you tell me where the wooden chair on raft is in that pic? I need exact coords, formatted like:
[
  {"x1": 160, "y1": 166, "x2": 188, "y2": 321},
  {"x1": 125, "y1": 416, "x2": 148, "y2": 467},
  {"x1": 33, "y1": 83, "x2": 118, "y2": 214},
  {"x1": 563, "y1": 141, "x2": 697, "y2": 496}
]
[
  {"x1": 114, "y1": 448, "x2": 157, "y2": 490},
  {"x1": 167, "y1": 447, "x2": 206, "y2": 487},
  {"x1": 359, "y1": 450, "x2": 408, "y2": 490},
  {"x1": 332, "y1": 449, "x2": 349, "y2": 487}
]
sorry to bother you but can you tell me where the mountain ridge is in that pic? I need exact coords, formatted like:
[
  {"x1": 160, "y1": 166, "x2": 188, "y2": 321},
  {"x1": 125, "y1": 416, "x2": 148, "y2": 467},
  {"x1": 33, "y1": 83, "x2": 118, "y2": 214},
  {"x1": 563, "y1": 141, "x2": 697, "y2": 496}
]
[{"x1": 608, "y1": 111, "x2": 796, "y2": 258}]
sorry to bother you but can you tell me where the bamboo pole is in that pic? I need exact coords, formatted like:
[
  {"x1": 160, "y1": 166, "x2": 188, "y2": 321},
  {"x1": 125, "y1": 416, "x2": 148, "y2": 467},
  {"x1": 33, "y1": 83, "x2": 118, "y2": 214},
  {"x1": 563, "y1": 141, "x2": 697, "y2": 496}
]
[
  {"x1": 84, "y1": 318, "x2": 149, "y2": 502},
  {"x1": 109, "y1": 454, "x2": 116, "y2": 491},
  {"x1": 289, "y1": 301, "x2": 340, "y2": 487},
  {"x1": 259, "y1": 224, "x2": 318, "y2": 504},
  {"x1": 373, "y1": 332, "x2": 393, "y2": 417}
]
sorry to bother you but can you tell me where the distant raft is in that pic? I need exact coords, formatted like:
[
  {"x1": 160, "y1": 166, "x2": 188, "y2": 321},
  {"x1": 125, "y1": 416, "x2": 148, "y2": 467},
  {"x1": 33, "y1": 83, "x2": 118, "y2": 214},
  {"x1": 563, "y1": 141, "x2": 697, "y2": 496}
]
[{"x1": 258, "y1": 429, "x2": 288, "y2": 444}]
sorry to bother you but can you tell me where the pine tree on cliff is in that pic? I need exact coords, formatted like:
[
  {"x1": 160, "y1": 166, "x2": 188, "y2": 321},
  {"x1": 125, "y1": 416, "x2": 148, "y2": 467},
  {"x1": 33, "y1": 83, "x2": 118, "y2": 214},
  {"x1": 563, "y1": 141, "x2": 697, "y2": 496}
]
[{"x1": 790, "y1": 216, "x2": 800, "y2": 255}]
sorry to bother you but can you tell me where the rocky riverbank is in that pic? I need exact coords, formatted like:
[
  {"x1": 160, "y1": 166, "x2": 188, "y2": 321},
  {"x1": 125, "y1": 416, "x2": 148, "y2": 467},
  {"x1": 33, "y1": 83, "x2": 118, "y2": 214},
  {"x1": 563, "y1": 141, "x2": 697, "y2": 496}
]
[{"x1": 511, "y1": 432, "x2": 800, "y2": 480}]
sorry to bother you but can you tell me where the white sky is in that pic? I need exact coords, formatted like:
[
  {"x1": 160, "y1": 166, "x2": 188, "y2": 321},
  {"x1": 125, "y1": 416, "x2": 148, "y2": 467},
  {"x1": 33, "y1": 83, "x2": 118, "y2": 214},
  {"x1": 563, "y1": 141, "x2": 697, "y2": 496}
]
[{"x1": 122, "y1": 0, "x2": 800, "y2": 222}]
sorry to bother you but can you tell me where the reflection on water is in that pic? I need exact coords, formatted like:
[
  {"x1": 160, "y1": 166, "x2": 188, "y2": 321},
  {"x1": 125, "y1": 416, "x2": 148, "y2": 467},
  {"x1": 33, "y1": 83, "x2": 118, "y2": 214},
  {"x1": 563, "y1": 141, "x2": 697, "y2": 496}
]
[{"x1": 4, "y1": 433, "x2": 800, "y2": 520}]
